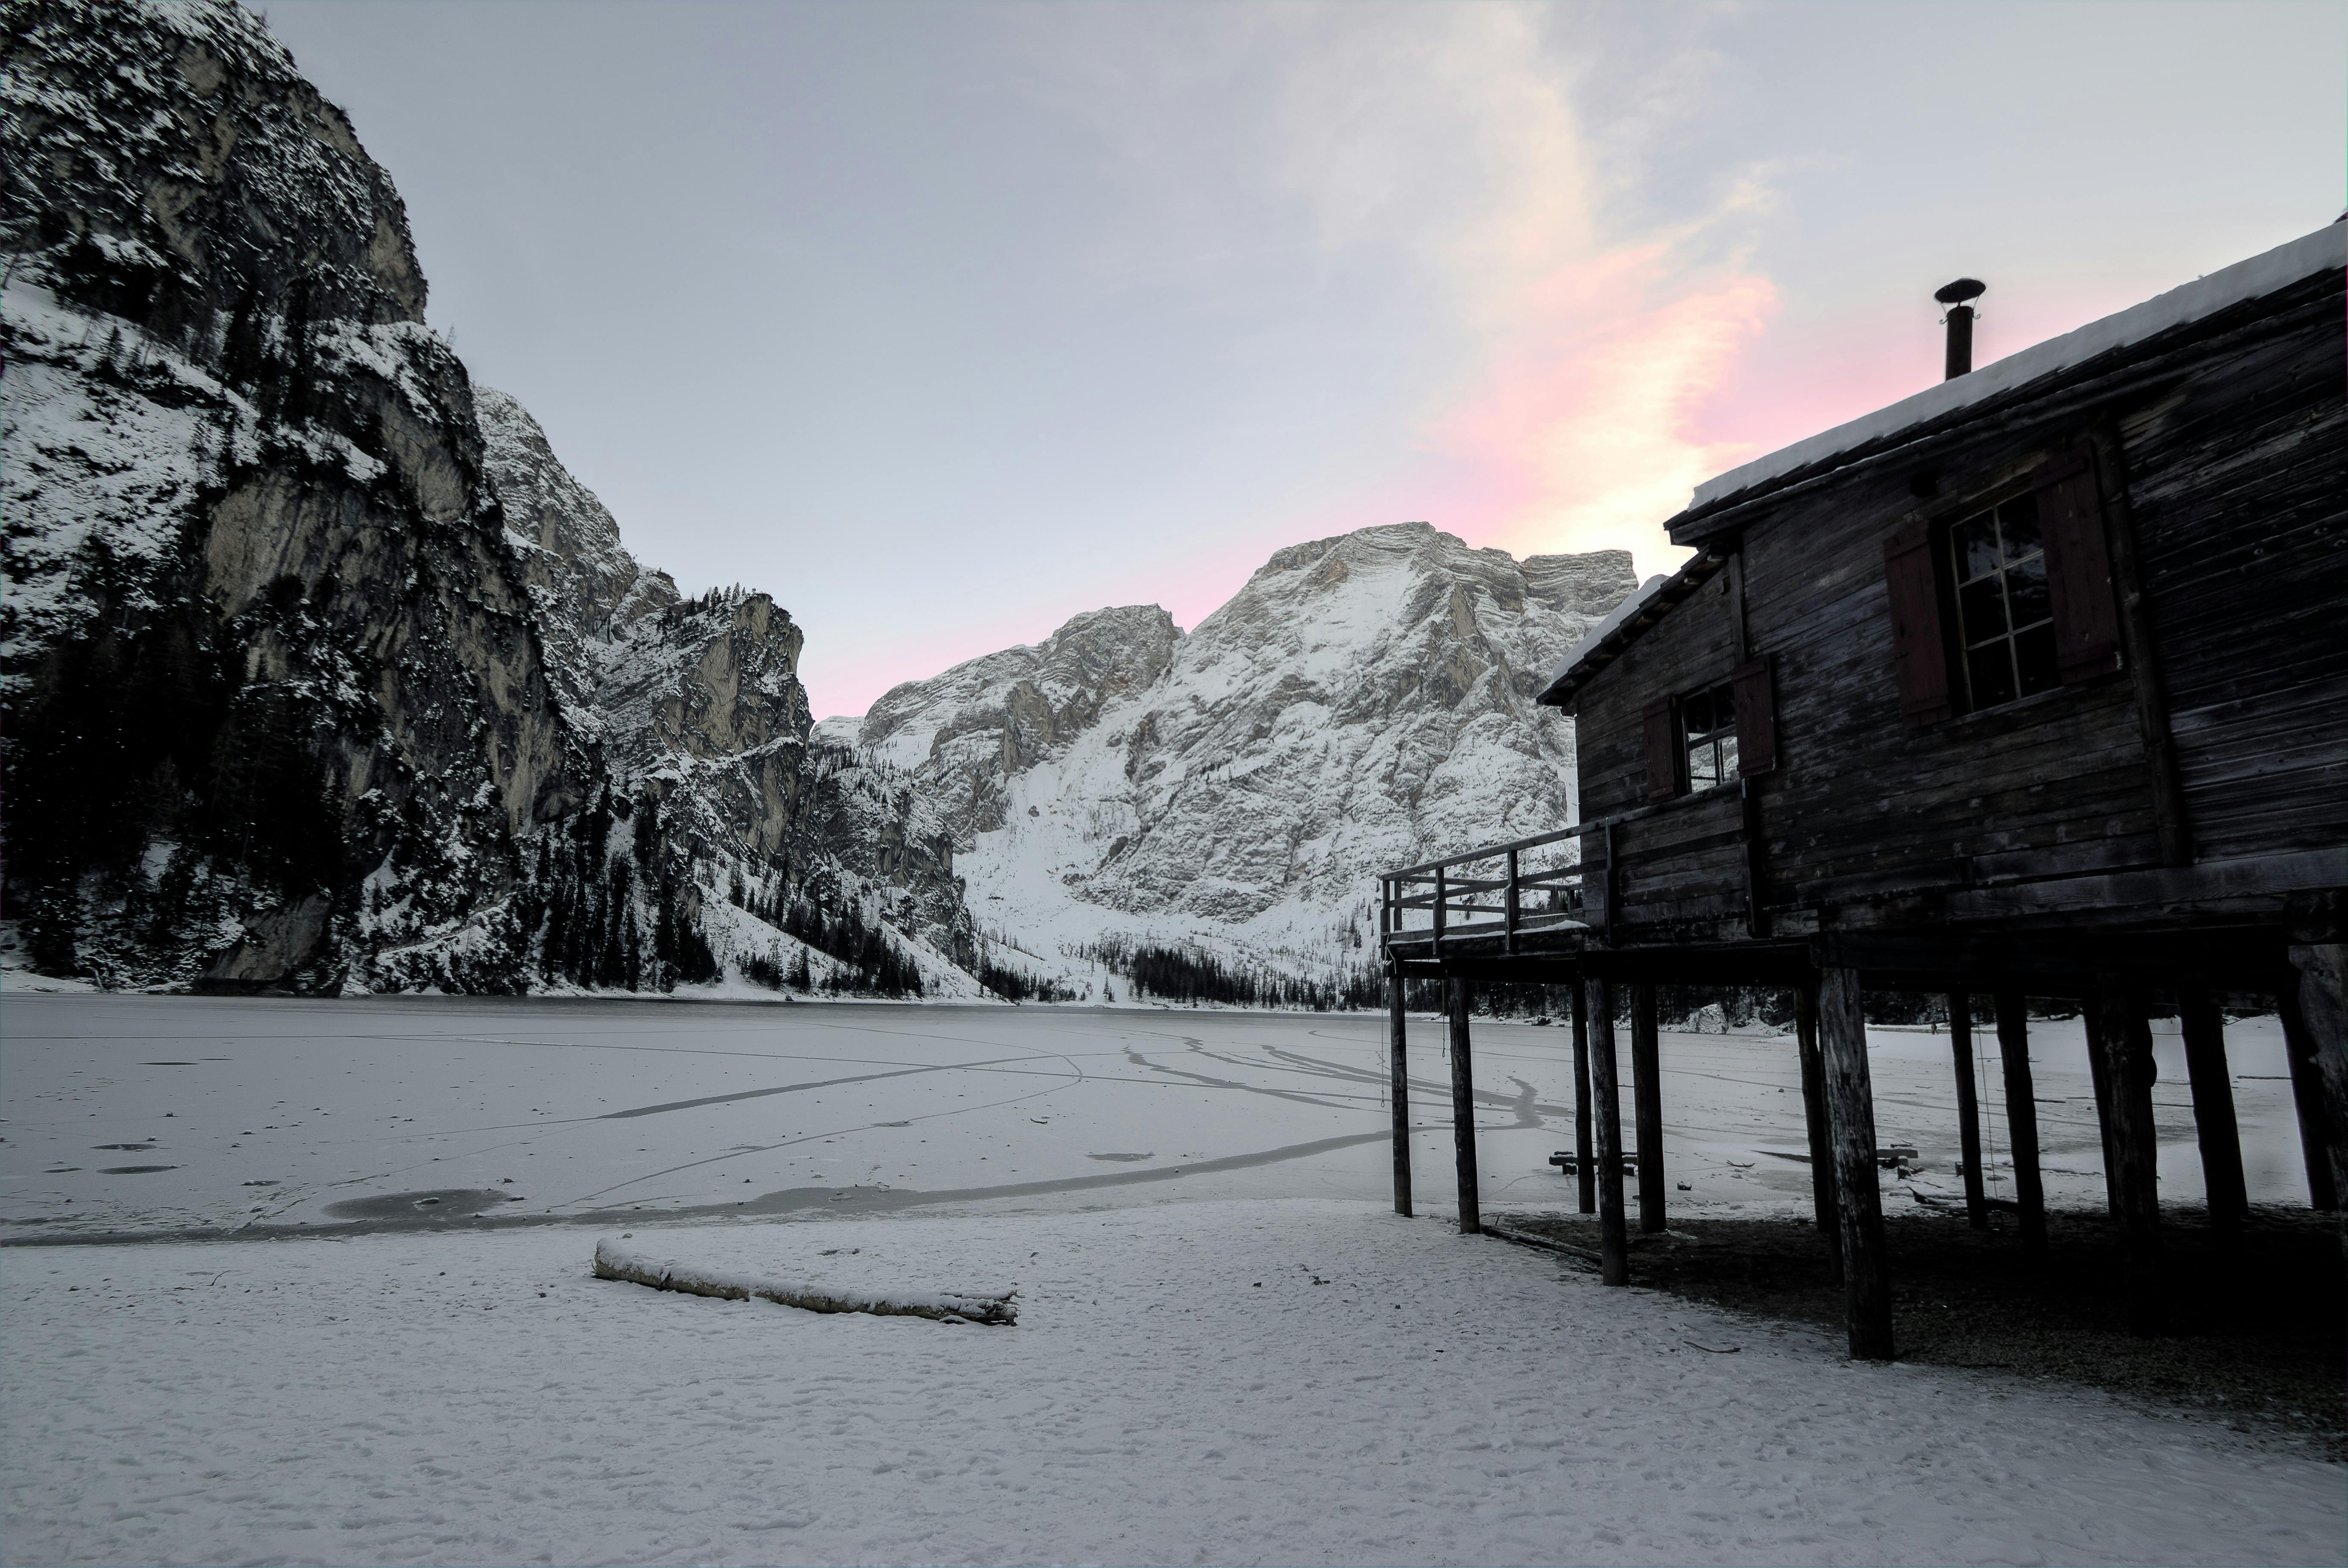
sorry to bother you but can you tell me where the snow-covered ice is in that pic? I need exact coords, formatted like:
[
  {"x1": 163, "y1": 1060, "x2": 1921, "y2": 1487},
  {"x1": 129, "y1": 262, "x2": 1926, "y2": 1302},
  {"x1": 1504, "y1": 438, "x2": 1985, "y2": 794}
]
[
  {"x1": 0, "y1": 994, "x2": 2314, "y2": 1238},
  {"x1": 2, "y1": 994, "x2": 2337, "y2": 1566}
]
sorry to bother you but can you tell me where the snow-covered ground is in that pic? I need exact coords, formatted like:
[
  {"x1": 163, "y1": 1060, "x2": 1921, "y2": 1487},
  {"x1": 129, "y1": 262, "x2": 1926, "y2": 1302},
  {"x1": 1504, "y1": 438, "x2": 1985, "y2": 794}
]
[
  {"x1": 3, "y1": 995, "x2": 2337, "y2": 1566},
  {"x1": 6, "y1": 1201, "x2": 2344, "y2": 1567}
]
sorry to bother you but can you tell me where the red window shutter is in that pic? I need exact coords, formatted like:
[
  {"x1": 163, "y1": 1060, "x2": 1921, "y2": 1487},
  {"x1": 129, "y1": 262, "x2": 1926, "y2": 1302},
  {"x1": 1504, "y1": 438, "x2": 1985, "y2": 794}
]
[
  {"x1": 1642, "y1": 696, "x2": 1677, "y2": 801},
  {"x1": 2036, "y1": 444, "x2": 2122, "y2": 683},
  {"x1": 1883, "y1": 520, "x2": 1953, "y2": 727},
  {"x1": 1730, "y1": 655, "x2": 1776, "y2": 774}
]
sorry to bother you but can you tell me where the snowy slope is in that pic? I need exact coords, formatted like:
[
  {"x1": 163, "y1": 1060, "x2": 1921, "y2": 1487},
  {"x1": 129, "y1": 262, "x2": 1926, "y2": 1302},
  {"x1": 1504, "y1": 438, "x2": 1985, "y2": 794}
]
[{"x1": 850, "y1": 523, "x2": 1637, "y2": 985}]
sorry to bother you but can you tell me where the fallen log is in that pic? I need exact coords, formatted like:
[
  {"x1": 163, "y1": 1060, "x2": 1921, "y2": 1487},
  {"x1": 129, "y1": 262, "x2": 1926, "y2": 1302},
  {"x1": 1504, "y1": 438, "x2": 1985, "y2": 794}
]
[{"x1": 593, "y1": 1239, "x2": 1018, "y2": 1324}]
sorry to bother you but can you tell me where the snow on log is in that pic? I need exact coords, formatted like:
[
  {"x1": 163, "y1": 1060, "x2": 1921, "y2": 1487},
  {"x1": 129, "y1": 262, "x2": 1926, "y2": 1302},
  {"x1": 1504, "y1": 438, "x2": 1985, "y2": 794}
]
[{"x1": 592, "y1": 1239, "x2": 1018, "y2": 1324}]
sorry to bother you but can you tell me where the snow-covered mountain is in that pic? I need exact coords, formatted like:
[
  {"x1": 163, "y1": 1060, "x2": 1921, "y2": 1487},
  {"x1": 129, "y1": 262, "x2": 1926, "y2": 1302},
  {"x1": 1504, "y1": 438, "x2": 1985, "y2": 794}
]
[
  {"x1": 1, "y1": 0, "x2": 1637, "y2": 1006},
  {"x1": 0, "y1": 0, "x2": 976, "y2": 997},
  {"x1": 842, "y1": 523, "x2": 1638, "y2": 994}
]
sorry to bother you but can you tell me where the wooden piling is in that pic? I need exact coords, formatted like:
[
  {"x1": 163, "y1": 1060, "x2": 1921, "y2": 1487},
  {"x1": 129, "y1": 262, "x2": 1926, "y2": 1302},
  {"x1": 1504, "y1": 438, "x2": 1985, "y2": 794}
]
[
  {"x1": 1570, "y1": 978, "x2": 1595, "y2": 1215},
  {"x1": 1993, "y1": 990, "x2": 2048, "y2": 1258},
  {"x1": 1817, "y1": 967, "x2": 1893, "y2": 1362},
  {"x1": 1585, "y1": 975, "x2": 1629, "y2": 1286},
  {"x1": 2278, "y1": 977, "x2": 2341, "y2": 1212},
  {"x1": 2082, "y1": 993, "x2": 2123, "y2": 1216},
  {"x1": 1388, "y1": 960, "x2": 1413, "y2": 1218},
  {"x1": 1630, "y1": 981, "x2": 1666, "y2": 1234},
  {"x1": 2284, "y1": 944, "x2": 2348, "y2": 1255},
  {"x1": 1794, "y1": 979, "x2": 1841, "y2": 1282},
  {"x1": 2094, "y1": 982, "x2": 2164, "y2": 1335},
  {"x1": 2178, "y1": 990, "x2": 2245, "y2": 1242},
  {"x1": 1948, "y1": 991, "x2": 1988, "y2": 1229},
  {"x1": 1447, "y1": 978, "x2": 1480, "y2": 1236}
]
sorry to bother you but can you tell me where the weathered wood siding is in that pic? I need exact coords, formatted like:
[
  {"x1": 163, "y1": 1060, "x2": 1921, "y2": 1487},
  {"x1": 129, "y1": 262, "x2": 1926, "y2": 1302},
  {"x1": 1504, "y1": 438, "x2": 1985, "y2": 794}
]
[
  {"x1": 1573, "y1": 285, "x2": 2343, "y2": 940},
  {"x1": 2122, "y1": 308, "x2": 2348, "y2": 863}
]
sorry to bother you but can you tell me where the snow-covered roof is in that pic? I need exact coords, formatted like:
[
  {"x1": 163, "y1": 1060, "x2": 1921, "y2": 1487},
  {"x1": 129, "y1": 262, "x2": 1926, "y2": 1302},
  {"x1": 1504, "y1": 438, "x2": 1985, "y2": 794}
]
[
  {"x1": 1536, "y1": 553, "x2": 1731, "y2": 708},
  {"x1": 1541, "y1": 574, "x2": 1668, "y2": 692},
  {"x1": 1679, "y1": 221, "x2": 2345, "y2": 524}
]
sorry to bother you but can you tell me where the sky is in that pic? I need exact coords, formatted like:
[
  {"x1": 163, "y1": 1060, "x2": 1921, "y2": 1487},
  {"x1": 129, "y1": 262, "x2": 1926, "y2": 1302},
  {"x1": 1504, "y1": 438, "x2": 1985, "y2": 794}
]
[{"x1": 262, "y1": 0, "x2": 2346, "y2": 719}]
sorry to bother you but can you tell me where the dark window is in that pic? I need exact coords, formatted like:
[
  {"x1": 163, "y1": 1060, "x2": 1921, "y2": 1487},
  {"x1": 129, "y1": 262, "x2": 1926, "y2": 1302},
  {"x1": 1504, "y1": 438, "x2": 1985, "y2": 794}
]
[
  {"x1": 1949, "y1": 493, "x2": 2057, "y2": 711},
  {"x1": 1680, "y1": 681, "x2": 1739, "y2": 790}
]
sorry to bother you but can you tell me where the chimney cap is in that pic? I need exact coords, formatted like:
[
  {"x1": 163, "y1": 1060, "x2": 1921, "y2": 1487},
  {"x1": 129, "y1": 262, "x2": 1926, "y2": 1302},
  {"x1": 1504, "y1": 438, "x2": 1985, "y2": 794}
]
[{"x1": 1934, "y1": 277, "x2": 1987, "y2": 305}]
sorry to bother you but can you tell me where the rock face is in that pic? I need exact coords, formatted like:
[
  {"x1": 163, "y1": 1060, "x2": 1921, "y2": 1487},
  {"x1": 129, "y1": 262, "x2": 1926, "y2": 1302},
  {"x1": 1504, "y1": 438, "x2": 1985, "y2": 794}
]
[
  {"x1": 0, "y1": 0, "x2": 975, "y2": 996},
  {"x1": 850, "y1": 523, "x2": 1638, "y2": 989}
]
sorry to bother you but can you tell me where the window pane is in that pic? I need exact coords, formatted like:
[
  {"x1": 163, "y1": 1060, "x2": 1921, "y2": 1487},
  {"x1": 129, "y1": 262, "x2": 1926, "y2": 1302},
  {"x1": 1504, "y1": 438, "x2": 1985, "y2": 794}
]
[
  {"x1": 1681, "y1": 690, "x2": 1712, "y2": 738},
  {"x1": 1959, "y1": 576, "x2": 2008, "y2": 643},
  {"x1": 1954, "y1": 514, "x2": 2000, "y2": 581},
  {"x1": 1718, "y1": 734, "x2": 1740, "y2": 783},
  {"x1": 2014, "y1": 623, "x2": 2058, "y2": 696},
  {"x1": 1687, "y1": 739, "x2": 1718, "y2": 789},
  {"x1": 1968, "y1": 642, "x2": 2016, "y2": 708},
  {"x1": 2005, "y1": 552, "x2": 2051, "y2": 629},
  {"x1": 1998, "y1": 493, "x2": 2043, "y2": 561}
]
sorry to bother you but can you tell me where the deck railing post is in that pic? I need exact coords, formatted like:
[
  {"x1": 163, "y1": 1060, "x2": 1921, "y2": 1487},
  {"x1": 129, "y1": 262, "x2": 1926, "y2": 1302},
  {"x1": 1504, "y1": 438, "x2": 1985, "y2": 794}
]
[
  {"x1": 1504, "y1": 849, "x2": 1519, "y2": 954},
  {"x1": 1433, "y1": 864, "x2": 1447, "y2": 955}
]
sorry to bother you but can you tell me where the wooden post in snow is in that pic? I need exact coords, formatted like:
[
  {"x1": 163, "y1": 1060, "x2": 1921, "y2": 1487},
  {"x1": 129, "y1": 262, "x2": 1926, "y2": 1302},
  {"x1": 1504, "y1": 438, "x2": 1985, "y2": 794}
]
[
  {"x1": 2082, "y1": 992, "x2": 2123, "y2": 1217},
  {"x1": 2278, "y1": 975, "x2": 2341, "y2": 1212},
  {"x1": 2178, "y1": 990, "x2": 2245, "y2": 1245},
  {"x1": 1447, "y1": 977, "x2": 1480, "y2": 1236},
  {"x1": 1571, "y1": 975, "x2": 1595, "y2": 1214},
  {"x1": 1585, "y1": 975, "x2": 1629, "y2": 1286},
  {"x1": 1993, "y1": 989, "x2": 2048, "y2": 1258},
  {"x1": 1630, "y1": 981, "x2": 1666, "y2": 1234},
  {"x1": 1388, "y1": 959, "x2": 1413, "y2": 1218},
  {"x1": 1817, "y1": 967, "x2": 1893, "y2": 1362},
  {"x1": 1947, "y1": 991, "x2": 1988, "y2": 1229},
  {"x1": 2284, "y1": 944, "x2": 2348, "y2": 1258},
  {"x1": 1794, "y1": 978, "x2": 1841, "y2": 1282},
  {"x1": 2094, "y1": 981, "x2": 2164, "y2": 1335}
]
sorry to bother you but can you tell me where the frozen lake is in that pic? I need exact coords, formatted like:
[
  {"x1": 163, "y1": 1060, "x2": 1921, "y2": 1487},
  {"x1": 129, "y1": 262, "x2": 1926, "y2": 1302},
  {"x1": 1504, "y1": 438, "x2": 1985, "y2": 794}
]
[{"x1": 0, "y1": 993, "x2": 2314, "y2": 1240}]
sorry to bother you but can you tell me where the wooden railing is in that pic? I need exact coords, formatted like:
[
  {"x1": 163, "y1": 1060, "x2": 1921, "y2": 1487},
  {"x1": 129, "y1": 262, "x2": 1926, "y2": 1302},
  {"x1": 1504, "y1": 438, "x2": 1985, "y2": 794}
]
[
  {"x1": 1379, "y1": 825, "x2": 1587, "y2": 956},
  {"x1": 1380, "y1": 775, "x2": 1776, "y2": 957}
]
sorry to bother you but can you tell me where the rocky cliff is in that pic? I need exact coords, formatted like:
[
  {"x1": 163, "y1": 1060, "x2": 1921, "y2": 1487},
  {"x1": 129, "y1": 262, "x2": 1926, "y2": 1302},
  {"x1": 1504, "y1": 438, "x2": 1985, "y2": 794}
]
[
  {"x1": 0, "y1": 0, "x2": 976, "y2": 996},
  {"x1": 848, "y1": 523, "x2": 1637, "y2": 995}
]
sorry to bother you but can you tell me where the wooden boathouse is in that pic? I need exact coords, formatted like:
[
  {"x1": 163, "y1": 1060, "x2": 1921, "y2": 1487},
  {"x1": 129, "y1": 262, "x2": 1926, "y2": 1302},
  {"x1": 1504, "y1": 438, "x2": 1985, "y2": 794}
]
[{"x1": 1378, "y1": 222, "x2": 2348, "y2": 1360}]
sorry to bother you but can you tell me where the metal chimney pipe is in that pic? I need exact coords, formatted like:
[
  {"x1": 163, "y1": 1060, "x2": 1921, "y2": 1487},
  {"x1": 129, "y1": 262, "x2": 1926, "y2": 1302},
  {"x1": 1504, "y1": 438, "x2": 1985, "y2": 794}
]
[{"x1": 1935, "y1": 278, "x2": 1986, "y2": 379}]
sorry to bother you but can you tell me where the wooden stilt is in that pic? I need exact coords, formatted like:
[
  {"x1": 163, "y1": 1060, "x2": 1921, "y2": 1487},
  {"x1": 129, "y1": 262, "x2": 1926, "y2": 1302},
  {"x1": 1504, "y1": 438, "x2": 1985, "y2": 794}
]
[
  {"x1": 1388, "y1": 960, "x2": 1412, "y2": 1218},
  {"x1": 2283, "y1": 944, "x2": 2348, "y2": 1255},
  {"x1": 2178, "y1": 990, "x2": 2245, "y2": 1242},
  {"x1": 2094, "y1": 982, "x2": 2163, "y2": 1335},
  {"x1": 1817, "y1": 968, "x2": 1893, "y2": 1362},
  {"x1": 1447, "y1": 978, "x2": 1480, "y2": 1236},
  {"x1": 1948, "y1": 991, "x2": 1988, "y2": 1229},
  {"x1": 1585, "y1": 976, "x2": 1628, "y2": 1286},
  {"x1": 1794, "y1": 980, "x2": 1841, "y2": 1282},
  {"x1": 1993, "y1": 989, "x2": 2048, "y2": 1257},
  {"x1": 2278, "y1": 978, "x2": 2341, "y2": 1212},
  {"x1": 1570, "y1": 978, "x2": 1595, "y2": 1215},
  {"x1": 1630, "y1": 981, "x2": 1666, "y2": 1235},
  {"x1": 2081, "y1": 992, "x2": 2125, "y2": 1216}
]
